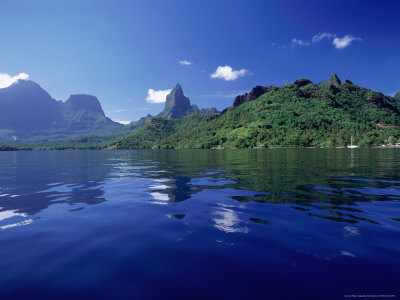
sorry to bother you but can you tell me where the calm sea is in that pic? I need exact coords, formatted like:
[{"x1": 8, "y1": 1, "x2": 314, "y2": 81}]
[{"x1": 0, "y1": 149, "x2": 399, "y2": 299}]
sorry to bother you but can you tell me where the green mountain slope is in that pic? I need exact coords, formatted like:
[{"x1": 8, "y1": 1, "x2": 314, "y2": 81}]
[
  {"x1": 111, "y1": 74, "x2": 400, "y2": 149},
  {"x1": 394, "y1": 91, "x2": 400, "y2": 100}
]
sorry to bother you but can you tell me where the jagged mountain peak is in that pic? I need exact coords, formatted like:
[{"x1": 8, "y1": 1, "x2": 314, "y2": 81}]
[
  {"x1": 160, "y1": 84, "x2": 192, "y2": 119},
  {"x1": 294, "y1": 78, "x2": 313, "y2": 87},
  {"x1": 166, "y1": 83, "x2": 187, "y2": 104},
  {"x1": 329, "y1": 73, "x2": 342, "y2": 85},
  {"x1": 158, "y1": 83, "x2": 219, "y2": 119},
  {"x1": 233, "y1": 85, "x2": 277, "y2": 107}
]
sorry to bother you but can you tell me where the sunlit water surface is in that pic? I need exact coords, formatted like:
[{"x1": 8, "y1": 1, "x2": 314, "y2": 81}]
[{"x1": 0, "y1": 149, "x2": 399, "y2": 299}]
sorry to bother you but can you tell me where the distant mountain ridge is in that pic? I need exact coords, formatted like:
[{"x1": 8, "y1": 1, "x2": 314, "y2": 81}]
[
  {"x1": 158, "y1": 83, "x2": 218, "y2": 118},
  {"x1": 0, "y1": 80, "x2": 123, "y2": 141},
  {"x1": 0, "y1": 80, "x2": 221, "y2": 145},
  {"x1": 3, "y1": 75, "x2": 400, "y2": 149}
]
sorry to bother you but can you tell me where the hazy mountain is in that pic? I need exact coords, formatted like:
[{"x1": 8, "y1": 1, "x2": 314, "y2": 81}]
[
  {"x1": 0, "y1": 80, "x2": 63, "y2": 131},
  {"x1": 62, "y1": 94, "x2": 118, "y2": 130},
  {"x1": 0, "y1": 80, "x2": 124, "y2": 142}
]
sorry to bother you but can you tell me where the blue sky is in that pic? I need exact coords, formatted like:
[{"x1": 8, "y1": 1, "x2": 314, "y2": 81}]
[{"x1": 0, "y1": 0, "x2": 399, "y2": 123}]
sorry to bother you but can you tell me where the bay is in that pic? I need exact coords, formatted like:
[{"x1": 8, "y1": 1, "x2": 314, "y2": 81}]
[{"x1": 0, "y1": 149, "x2": 399, "y2": 299}]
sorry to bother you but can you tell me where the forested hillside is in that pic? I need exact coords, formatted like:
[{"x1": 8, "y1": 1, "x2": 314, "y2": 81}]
[{"x1": 111, "y1": 75, "x2": 400, "y2": 149}]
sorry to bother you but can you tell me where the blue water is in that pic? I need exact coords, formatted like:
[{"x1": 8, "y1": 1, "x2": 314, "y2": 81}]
[{"x1": 0, "y1": 149, "x2": 399, "y2": 299}]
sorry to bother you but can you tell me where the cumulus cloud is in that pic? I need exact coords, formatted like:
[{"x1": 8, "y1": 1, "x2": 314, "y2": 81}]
[
  {"x1": 333, "y1": 35, "x2": 361, "y2": 49},
  {"x1": 291, "y1": 38, "x2": 310, "y2": 46},
  {"x1": 0, "y1": 72, "x2": 29, "y2": 88},
  {"x1": 210, "y1": 66, "x2": 249, "y2": 81},
  {"x1": 312, "y1": 32, "x2": 335, "y2": 43},
  {"x1": 146, "y1": 88, "x2": 172, "y2": 103},
  {"x1": 179, "y1": 60, "x2": 192, "y2": 65}
]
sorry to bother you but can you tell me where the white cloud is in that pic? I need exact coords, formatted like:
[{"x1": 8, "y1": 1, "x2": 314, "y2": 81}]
[
  {"x1": 179, "y1": 60, "x2": 192, "y2": 66},
  {"x1": 312, "y1": 32, "x2": 335, "y2": 43},
  {"x1": 333, "y1": 35, "x2": 361, "y2": 49},
  {"x1": 291, "y1": 38, "x2": 310, "y2": 46},
  {"x1": 311, "y1": 33, "x2": 361, "y2": 49},
  {"x1": 0, "y1": 72, "x2": 29, "y2": 88},
  {"x1": 114, "y1": 120, "x2": 132, "y2": 125},
  {"x1": 210, "y1": 66, "x2": 249, "y2": 81},
  {"x1": 275, "y1": 33, "x2": 361, "y2": 50},
  {"x1": 146, "y1": 88, "x2": 172, "y2": 103}
]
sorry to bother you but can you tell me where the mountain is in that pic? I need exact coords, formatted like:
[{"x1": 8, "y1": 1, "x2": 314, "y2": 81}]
[
  {"x1": 62, "y1": 94, "x2": 117, "y2": 130},
  {"x1": 328, "y1": 73, "x2": 342, "y2": 85},
  {"x1": 0, "y1": 80, "x2": 124, "y2": 142},
  {"x1": 192, "y1": 105, "x2": 219, "y2": 115},
  {"x1": 112, "y1": 74, "x2": 400, "y2": 149},
  {"x1": 158, "y1": 83, "x2": 218, "y2": 118},
  {"x1": 128, "y1": 114, "x2": 152, "y2": 131},
  {"x1": 0, "y1": 80, "x2": 64, "y2": 131},
  {"x1": 232, "y1": 85, "x2": 277, "y2": 108},
  {"x1": 158, "y1": 84, "x2": 192, "y2": 118}
]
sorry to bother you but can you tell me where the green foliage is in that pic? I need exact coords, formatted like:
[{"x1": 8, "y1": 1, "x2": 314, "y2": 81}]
[
  {"x1": 388, "y1": 136, "x2": 396, "y2": 145},
  {"x1": 394, "y1": 91, "x2": 400, "y2": 100},
  {"x1": 112, "y1": 81, "x2": 400, "y2": 149},
  {"x1": 0, "y1": 145, "x2": 32, "y2": 151},
  {"x1": 0, "y1": 134, "x2": 118, "y2": 151}
]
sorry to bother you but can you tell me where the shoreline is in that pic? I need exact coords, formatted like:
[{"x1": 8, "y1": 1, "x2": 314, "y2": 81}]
[{"x1": 1, "y1": 145, "x2": 399, "y2": 151}]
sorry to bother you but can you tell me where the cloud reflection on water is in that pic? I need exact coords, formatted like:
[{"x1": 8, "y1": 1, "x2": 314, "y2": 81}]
[{"x1": 213, "y1": 204, "x2": 249, "y2": 234}]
